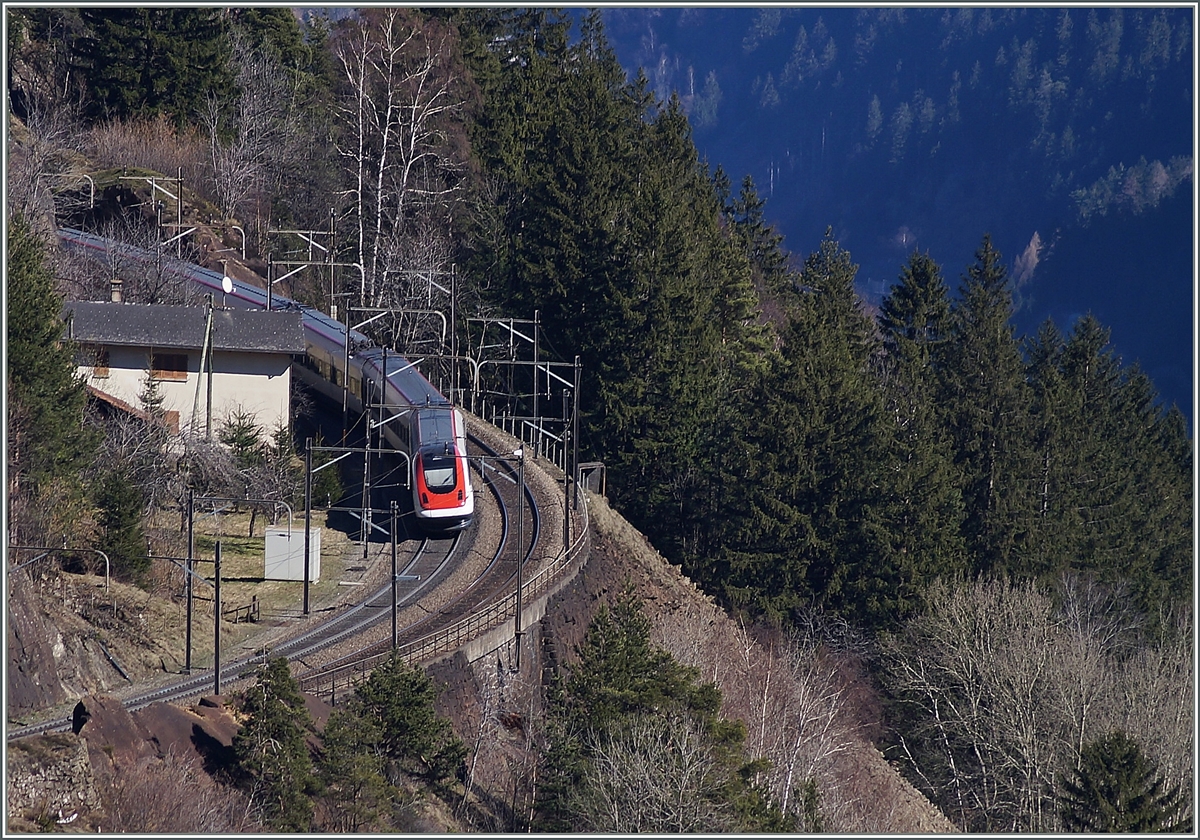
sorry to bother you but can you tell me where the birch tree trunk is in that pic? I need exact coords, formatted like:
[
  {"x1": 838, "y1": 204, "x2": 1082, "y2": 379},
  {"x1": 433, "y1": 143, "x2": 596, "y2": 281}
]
[{"x1": 333, "y1": 10, "x2": 467, "y2": 330}]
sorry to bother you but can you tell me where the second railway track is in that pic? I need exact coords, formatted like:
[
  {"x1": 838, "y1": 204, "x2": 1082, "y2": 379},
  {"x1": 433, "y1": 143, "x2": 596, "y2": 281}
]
[{"x1": 7, "y1": 417, "x2": 588, "y2": 741}]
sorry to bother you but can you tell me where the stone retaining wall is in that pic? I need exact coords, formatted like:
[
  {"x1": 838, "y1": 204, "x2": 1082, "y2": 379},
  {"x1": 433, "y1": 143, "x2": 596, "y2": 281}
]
[{"x1": 6, "y1": 732, "x2": 100, "y2": 825}]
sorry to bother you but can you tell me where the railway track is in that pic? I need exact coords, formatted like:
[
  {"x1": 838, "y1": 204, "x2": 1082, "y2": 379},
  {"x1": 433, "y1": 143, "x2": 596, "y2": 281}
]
[
  {"x1": 292, "y1": 428, "x2": 539, "y2": 693},
  {"x1": 7, "y1": 419, "x2": 588, "y2": 741}
]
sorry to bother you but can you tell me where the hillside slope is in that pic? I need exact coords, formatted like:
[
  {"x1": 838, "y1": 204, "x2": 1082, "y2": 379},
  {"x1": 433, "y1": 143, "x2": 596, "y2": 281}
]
[
  {"x1": 6, "y1": 488, "x2": 957, "y2": 832},
  {"x1": 526, "y1": 492, "x2": 958, "y2": 833}
]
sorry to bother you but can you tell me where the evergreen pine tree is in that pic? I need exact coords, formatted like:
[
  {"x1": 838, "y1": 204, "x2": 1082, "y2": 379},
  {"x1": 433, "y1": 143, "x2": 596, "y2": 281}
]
[
  {"x1": 880, "y1": 251, "x2": 952, "y2": 360},
  {"x1": 137, "y1": 368, "x2": 165, "y2": 421},
  {"x1": 315, "y1": 708, "x2": 391, "y2": 832},
  {"x1": 938, "y1": 234, "x2": 1033, "y2": 577},
  {"x1": 309, "y1": 432, "x2": 344, "y2": 509},
  {"x1": 725, "y1": 173, "x2": 791, "y2": 299},
  {"x1": 872, "y1": 251, "x2": 967, "y2": 623},
  {"x1": 1108, "y1": 366, "x2": 1193, "y2": 613},
  {"x1": 1059, "y1": 730, "x2": 1191, "y2": 832},
  {"x1": 562, "y1": 589, "x2": 713, "y2": 731},
  {"x1": 219, "y1": 408, "x2": 266, "y2": 471},
  {"x1": 7, "y1": 214, "x2": 94, "y2": 499},
  {"x1": 1023, "y1": 318, "x2": 1075, "y2": 579},
  {"x1": 1024, "y1": 314, "x2": 1192, "y2": 615},
  {"x1": 456, "y1": 10, "x2": 772, "y2": 594},
  {"x1": 229, "y1": 7, "x2": 308, "y2": 68},
  {"x1": 76, "y1": 8, "x2": 231, "y2": 125},
  {"x1": 7, "y1": 214, "x2": 100, "y2": 549},
  {"x1": 94, "y1": 469, "x2": 149, "y2": 585},
  {"x1": 231, "y1": 656, "x2": 317, "y2": 832},
  {"x1": 723, "y1": 231, "x2": 893, "y2": 626},
  {"x1": 1142, "y1": 402, "x2": 1192, "y2": 606},
  {"x1": 349, "y1": 654, "x2": 466, "y2": 786}
]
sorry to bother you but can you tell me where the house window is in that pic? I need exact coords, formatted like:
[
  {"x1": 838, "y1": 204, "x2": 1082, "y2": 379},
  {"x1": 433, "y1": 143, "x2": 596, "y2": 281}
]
[
  {"x1": 151, "y1": 351, "x2": 189, "y2": 381},
  {"x1": 75, "y1": 344, "x2": 110, "y2": 378},
  {"x1": 91, "y1": 345, "x2": 110, "y2": 378}
]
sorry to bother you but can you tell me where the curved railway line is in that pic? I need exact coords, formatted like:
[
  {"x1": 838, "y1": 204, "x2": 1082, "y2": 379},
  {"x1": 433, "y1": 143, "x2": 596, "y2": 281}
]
[
  {"x1": 7, "y1": 419, "x2": 589, "y2": 742},
  {"x1": 8, "y1": 228, "x2": 591, "y2": 744}
]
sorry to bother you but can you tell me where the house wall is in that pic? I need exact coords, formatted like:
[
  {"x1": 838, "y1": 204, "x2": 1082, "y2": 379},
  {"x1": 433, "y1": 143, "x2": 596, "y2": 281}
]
[{"x1": 79, "y1": 346, "x2": 293, "y2": 439}]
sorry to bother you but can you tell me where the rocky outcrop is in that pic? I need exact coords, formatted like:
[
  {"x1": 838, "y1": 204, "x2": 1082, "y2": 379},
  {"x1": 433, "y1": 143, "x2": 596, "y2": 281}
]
[{"x1": 6, "y1": 572, "x2": 68, "y2": 715}]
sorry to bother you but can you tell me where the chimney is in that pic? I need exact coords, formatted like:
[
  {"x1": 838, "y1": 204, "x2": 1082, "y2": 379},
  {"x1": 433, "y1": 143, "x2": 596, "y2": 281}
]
[{"x1": 110, "y1": 276, "x2": 123, "y2": 303}]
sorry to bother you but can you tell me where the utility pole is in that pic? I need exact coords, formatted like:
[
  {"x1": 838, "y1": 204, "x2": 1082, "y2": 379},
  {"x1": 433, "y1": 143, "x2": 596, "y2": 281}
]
[
  {"x1": 573, "y1": 356, "x2": 581, "y2": 510},
  {"x1": 514, "y1": 446, "x2": 525, "y2": 671},
  {"x1": 213, "y1": 540, "x2": 222, "y2": 696},
  {"x1": 329, "y1": 208, "x2": 336, "y2": 318},
  {"x1": 389, "y1": 500, "x2": 419, "y2": 650},
  {"x1": 391, "y1": 501, "x2": 398, "y2": 650},
  {"x1": 362, "y1": 366, "x2": 374, "y2": 561},
  {"x1": 450, "y1": 265, "x2": 458, "y2": 404},
  {"x1": 186, "y1": 488, "x2": 194, "y2": 673},
  {"x1": 563, "y1": 387, "x2": 571, "y2": 550},
  {"x1": 342, "y1": 304, "x2": 351, "y2": 442},
  {"x1": 205, "y1": 295, "x2": 215, "y2": 440},
  {"x1": 304, "y1": 438, "x2": 312, "y2": 616},
  {"x1": 532, "y1": 310, "x2": 540, "y2": 457}
]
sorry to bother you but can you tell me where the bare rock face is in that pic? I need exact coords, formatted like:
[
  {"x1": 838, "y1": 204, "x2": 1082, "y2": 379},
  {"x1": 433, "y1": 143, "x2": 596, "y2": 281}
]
[
  {"x1": 6, "y1": 694, "x2": 256, "y2": 834},
  {"x1": 68, "y1": 696, "x2": 158, "y2": 783},
  {"x1": 7, "y1": 571, "x2": 132, "y2": 719},
  {"x1": 6, "y1": 572, "x2": 68, "y2": 715},
  {"x1": 69, "y1": 694, "x2": 248, "y2": 779},
  {"x1": 7, "y1": 569, "x2": 198, "y2": 723}
]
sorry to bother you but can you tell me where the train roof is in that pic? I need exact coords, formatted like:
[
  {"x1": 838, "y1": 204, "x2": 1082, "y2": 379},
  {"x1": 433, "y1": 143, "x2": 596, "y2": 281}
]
[
  {"x1": 357, "y1": 346, "x2": 448, "y2": 407},
  {"x1": 58, "y1": 226, "x2": 452, "y2": 410}
]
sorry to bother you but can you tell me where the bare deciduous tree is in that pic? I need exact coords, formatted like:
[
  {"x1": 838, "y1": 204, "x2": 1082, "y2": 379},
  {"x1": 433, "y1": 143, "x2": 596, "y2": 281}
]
[
  {"x1": 650, "y1": 602, "x2": 857, "y2": 831},
  {"x1": 576, "y1": 713, "x2": 735, "y2": 833},
  {"x1": 880, "y1": 577, "x2": 1050, "y2": 830},
  {"x1": 1111, "y1": 605, "x2": 1194, "y2": 810},
  {"x1": 1052, "y1": 573, "x2": 1137, "y2": 769},
  {"x1": 7, "y1": 94, "x2": 90, "y2": 226},
  {"x1": 97, "y1": 749, "x2": 261, "y2": 833},
  {"x1": 204, "y1": 33, "x2": 306, "y2": 229},
  {"x1": 332, "y1": 10, "x2": 468, "y2": 312},
  {"x1": 881, "y1": 574, "x2": 1194, "y2": 833}
]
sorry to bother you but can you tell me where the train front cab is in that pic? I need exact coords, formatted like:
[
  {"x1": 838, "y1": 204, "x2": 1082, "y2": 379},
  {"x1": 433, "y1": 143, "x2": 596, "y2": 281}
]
[
  {"x1": 414, "y1": 444, "x2": 473, "y2": 532},
  {"x1": 412, "y1": 408, "x2": 474, "y2": 533}
]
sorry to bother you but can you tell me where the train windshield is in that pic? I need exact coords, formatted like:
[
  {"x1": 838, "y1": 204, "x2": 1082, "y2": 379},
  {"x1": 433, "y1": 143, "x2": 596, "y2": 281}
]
[{"x1": 421, "y1": 449, "x2": 458, "y2": 493}]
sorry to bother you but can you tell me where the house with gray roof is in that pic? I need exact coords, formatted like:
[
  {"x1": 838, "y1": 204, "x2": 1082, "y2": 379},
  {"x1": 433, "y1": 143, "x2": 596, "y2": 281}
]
[{"x1": 63, "y1": 301, "x2": 304, "y2": 439}]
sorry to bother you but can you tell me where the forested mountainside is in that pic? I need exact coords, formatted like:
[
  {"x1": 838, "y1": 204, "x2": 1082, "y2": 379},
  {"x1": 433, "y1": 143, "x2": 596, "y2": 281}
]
[
  {"x1": 7, "y1": 7, "x2": 1192, "y2": 833},
  {"x1": 600, "y1": 7, "x2": 1195, "y2": 418}
]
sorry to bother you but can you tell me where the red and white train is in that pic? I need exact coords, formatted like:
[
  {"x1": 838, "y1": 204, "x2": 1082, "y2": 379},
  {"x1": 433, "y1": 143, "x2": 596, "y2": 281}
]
[{"x1": 58, "y1": 227, "x2": 475, "y2": 532}]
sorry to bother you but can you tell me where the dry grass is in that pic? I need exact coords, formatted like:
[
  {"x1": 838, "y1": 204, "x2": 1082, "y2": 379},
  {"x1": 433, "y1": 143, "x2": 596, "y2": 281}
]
[
  {"x1": 85, "y1": 115, "x2": 209, "y2": 189},
  {"x1": 14, "y1": 509, "x2": 363, "y2": 708},
  {"x1": 140, "y1": 508, "x2": 357, "y2": 666},
  {"x1": 96, "y1": 748, "x2": 261, "y2": 833}
]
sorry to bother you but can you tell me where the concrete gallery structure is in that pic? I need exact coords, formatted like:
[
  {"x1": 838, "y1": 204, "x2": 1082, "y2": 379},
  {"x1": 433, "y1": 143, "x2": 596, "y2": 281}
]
[{"x1": 63, "y1": 300, "x2": 305, "y2": 438}]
